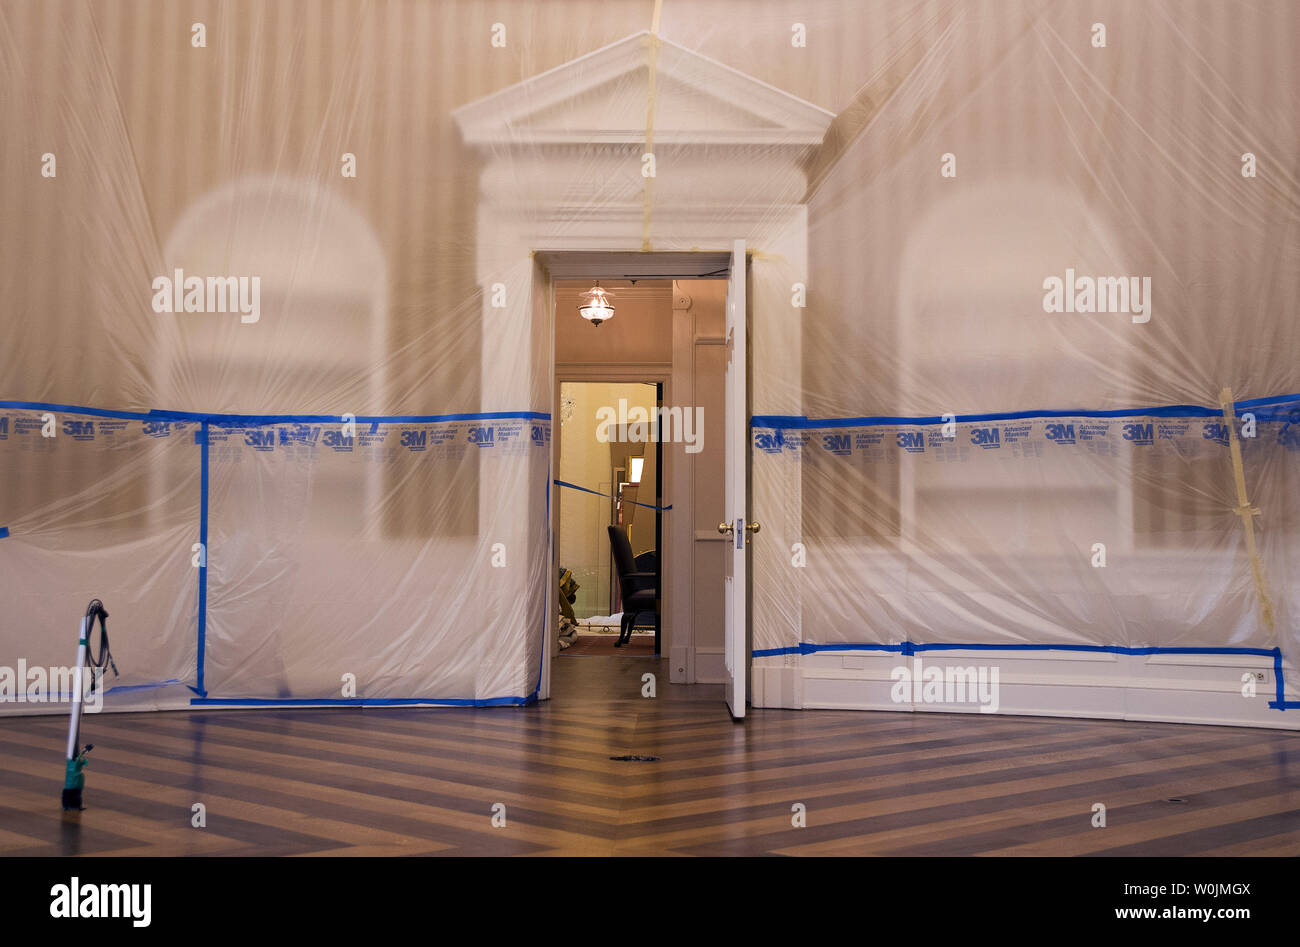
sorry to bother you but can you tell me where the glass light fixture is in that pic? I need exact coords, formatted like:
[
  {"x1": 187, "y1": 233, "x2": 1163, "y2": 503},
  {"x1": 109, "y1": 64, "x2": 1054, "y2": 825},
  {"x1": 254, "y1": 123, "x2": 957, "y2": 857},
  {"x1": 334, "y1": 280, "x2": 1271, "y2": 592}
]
[{"x1": 577, "y1": 283, "x2": 615, "y2": 326}]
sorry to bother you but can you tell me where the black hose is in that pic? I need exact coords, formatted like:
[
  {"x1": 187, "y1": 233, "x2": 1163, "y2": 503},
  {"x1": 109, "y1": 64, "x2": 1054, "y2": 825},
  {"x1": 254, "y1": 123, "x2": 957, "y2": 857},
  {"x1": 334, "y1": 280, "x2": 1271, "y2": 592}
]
[{"x1": 83, "y1": 599, "x2": 117, "y2": 693}]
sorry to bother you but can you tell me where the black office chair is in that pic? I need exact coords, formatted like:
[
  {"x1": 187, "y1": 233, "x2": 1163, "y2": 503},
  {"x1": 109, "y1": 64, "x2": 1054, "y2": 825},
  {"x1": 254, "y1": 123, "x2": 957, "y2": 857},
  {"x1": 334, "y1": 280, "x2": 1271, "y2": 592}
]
[{"x1": 607, "y1": 525, "x2": 657, "y2": 647}]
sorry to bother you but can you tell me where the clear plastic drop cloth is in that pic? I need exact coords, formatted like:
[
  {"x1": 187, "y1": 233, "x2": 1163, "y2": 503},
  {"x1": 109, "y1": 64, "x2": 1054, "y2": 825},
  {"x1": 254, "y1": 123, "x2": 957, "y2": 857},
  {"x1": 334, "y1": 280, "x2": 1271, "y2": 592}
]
[
  {"x1": 753, "y1": 0, "x2": 1300, "y2": 717},
  {"x1": 0, "y1": 0, "x2": 1296, "y2": 716}
]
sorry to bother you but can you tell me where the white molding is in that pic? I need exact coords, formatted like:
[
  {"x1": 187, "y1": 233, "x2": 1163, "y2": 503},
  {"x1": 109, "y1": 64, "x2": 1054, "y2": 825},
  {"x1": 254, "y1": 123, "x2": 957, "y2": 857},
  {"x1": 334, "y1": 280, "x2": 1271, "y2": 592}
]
[
  {"x1": 460, "y1": 35, "x2": 819, "y2": 700},
  {"x1": 555, "y1": 361, "x2": 672, "y2": 379},
  {"x1": 553, "y1": 281, "x2": 674, "y2": 301},
  {"x1": 453, "y1": 31, "x2": 834, "y2": 147},
  {"x1": 695, "y1": 646, "x2": 726, "y2": 684},
  {"x1": 766, "y1": 652, "x2": 1299, "y2": 729},
  {"x1": 541, "y1": 251, "x2": 732, "y2": 280},
  {"x1": 1145, "y1": 652, "x2": 1289, "y2": 669}
]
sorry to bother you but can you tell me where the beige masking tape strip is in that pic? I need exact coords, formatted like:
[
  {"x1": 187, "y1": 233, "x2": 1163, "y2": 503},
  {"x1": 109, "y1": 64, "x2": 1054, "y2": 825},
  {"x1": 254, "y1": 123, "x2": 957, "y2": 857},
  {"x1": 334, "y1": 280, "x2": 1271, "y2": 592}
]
[
  {"x1": 641, "y1": 0, "x2": 664, "y2": 251},
  {"x1": 1219, "y1": 387, "x2": 1277, "y2": 643}
]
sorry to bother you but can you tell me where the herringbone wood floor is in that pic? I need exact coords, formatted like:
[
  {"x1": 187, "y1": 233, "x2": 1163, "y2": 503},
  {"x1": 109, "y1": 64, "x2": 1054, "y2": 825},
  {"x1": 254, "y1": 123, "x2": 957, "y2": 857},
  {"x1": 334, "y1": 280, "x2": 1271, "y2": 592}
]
[{"x1": 1, "y1": 657, "x2": 1297, "y2": 856}]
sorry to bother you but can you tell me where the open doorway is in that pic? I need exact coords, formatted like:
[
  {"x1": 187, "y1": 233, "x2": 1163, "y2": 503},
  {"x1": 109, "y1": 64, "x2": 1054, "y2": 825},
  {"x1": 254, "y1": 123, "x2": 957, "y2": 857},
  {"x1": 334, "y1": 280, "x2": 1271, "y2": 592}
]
[
  {"x1": 545, "y1": 263, "x2": 739, "y2": 704},
  {"x1": 556, "y1": 380, "x2": 663, "y2": 658}
]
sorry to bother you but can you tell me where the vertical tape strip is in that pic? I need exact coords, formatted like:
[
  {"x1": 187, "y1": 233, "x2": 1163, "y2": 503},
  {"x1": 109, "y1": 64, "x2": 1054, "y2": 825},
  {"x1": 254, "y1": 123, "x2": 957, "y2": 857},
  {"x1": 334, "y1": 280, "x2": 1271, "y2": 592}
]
[
  {"x1": 1274, "y1": 649, "x2": 1287, "y2": 708},
  {"x1": 196, "y1": 420, "x2": 210, "y2": 697},
  {"x1": 535, "y1": 452, "x2": 553, "y2": 701},
  {"x1": 641, "y1": 0, "x2": 663, "y2": 251},
  {"x1": 1219, "y1": 388, "x2": 1277, "y2": 645}
]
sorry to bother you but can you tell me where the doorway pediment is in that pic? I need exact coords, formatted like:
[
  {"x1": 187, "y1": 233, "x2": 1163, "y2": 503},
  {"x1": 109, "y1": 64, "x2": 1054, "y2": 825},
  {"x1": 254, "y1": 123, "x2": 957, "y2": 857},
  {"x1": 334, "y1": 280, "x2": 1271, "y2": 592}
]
[{"x1": 454, "y1": 31, "x2": 834, "y2": 147}]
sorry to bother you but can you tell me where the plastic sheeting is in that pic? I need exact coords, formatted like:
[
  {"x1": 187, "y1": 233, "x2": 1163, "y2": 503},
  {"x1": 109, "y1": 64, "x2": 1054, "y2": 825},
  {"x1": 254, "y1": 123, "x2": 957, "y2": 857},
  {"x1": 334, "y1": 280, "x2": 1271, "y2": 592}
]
[
  {"x1": 1, "y1": 1, "x2": 1297, "y2": 715},
  {"x1": 749, "y1": 1, "x2": 1300, "y2": 718}
]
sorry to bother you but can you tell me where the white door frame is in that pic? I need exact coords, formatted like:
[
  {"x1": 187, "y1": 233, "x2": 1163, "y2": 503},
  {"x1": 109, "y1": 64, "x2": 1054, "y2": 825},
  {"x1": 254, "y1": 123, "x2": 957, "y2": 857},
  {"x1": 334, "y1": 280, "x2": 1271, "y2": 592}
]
[{"x1": 538, "y1": 251, "x2": 747, "y2": 705}]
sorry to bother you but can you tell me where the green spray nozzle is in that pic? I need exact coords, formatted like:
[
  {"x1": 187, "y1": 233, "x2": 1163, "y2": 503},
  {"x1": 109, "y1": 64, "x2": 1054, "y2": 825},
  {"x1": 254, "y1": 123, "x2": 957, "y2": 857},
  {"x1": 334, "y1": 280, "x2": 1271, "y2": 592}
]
[{"x1": 63, "y1": 744, "x2": 93, "y2": 791}]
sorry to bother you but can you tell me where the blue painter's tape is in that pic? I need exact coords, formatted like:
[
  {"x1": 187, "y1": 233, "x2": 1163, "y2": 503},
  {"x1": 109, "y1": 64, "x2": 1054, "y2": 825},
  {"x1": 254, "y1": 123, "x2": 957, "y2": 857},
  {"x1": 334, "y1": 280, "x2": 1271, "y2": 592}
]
[
  {"x1": 554, "y1": 478, "x2": 672, "y2": 511},
  {"x1": 752, "y1": 641, "x2": 1292, "y2": 711},
  {"x1": 158, "y1": 409, "x2": 551, "y2": 427},
  {"x1": 44, "y1": 678, "x2": 182, "y2": 700},
  {"x1": 1234, "y1": 392, "x2": 1300, "y2": 409},
  {"x1": 190, "y1": 695, "x2": 530, "y2": 708},
  {"x1": 1233, "y1": 402, "x2": 1300, "y2": 422},
  {"x1": 0, "y1": 527, "x2": 8, "y2": 539},
  {"x1": 0, "y1": 400, "x2": 155, "y2": 421},
  {"x1": 755, "y1": 641, "x2": 1280, "y2": 658},
  {"x1": 104, "y1": 679, "x2": 182, "y2": 696},
  {"x1": 535, "y1": 458, "x2": 552, "y2": 700},
  {"x1": 0, "y1": 400, "x2": 550, "y2": 426},
  {"x1": 755, "y1": 406, "x2": 1215, "y2": 430},
  {"x1": 195, "y1": 420, "x2": 209, "y2": 698},
  {"x1": 6, "y1": 395, "x2": 1298, "y2": 432},
  {"x1": 751, "y1": 392, "x2": 1300, "y2": 430}
]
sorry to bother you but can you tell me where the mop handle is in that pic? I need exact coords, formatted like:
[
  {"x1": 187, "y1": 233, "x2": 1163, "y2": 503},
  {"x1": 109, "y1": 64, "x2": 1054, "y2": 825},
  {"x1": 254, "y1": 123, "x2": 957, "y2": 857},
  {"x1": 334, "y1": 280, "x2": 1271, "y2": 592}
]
[
  {"x1": 64, "y1": 615, "x2": 89, "y2": 763},
  {"x1": 63, "y1": 600, "x2": 112, "y2": 810}
]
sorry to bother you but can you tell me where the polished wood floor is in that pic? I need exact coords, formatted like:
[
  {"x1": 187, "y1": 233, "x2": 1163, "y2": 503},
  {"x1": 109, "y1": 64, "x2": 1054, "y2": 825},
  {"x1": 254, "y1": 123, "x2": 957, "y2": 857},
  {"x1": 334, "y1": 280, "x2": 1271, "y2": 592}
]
[
  {"x1": 1, "y1": 656, "x2": 1297, "y2": 856},
  {"x1": 558, "y1": 632, "x2": 656, "y2": 656}
]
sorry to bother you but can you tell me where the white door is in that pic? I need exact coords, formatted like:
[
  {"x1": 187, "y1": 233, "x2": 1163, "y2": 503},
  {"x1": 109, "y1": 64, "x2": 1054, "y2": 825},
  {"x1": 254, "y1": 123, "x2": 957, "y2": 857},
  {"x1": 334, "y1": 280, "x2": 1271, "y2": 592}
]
[{"x1": 722, "y1": 240, "x2": 748, "y2": 718}]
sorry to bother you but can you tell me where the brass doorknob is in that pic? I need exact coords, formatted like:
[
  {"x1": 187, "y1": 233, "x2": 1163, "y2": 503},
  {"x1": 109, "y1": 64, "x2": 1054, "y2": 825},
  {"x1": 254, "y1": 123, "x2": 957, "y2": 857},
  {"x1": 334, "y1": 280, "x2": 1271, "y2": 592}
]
[
  {"x1": 746, "y1": 521, "x2": 761, "y2": 534},
  {"x1": 717, "y1": 521, "x2": 734, "y2": 534}
]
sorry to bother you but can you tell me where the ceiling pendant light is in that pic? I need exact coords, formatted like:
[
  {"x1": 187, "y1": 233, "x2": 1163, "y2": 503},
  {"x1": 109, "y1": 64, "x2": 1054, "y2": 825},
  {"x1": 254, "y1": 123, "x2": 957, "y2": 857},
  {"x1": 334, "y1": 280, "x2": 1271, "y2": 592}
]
[{"x1": 578, "y1": 283, "x2": 615, "y2": 327}]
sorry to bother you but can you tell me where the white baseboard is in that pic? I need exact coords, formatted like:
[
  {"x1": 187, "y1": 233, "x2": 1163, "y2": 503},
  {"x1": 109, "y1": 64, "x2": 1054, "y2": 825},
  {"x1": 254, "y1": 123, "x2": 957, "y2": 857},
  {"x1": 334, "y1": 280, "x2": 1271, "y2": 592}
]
[
  {"x1": 694, "y1": 647, "x2": 726, "y2": 684},
  {"x1": 751, "y1": 649, "x2": 1299, "y2": 729},
  {"x1": 669, "y1": 645, "x2": 692, "y2": 684},
  {"x1": 667, "y1": 646, "x2": 726, "y2": 685}
]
